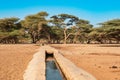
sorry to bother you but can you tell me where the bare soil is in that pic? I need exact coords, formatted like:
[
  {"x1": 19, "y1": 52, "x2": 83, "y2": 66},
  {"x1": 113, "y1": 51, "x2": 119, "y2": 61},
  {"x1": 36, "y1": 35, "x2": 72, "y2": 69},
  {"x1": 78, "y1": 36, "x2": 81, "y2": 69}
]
[
  {"x1": 0, "y1": 44, "x2": 39, "y2": 80},
  {"x1": 52, "y1": 44, "x2": 120, "y2": 80},
  {"x1": 0, "y1": 44, "x2": 120, "y2": 80}
]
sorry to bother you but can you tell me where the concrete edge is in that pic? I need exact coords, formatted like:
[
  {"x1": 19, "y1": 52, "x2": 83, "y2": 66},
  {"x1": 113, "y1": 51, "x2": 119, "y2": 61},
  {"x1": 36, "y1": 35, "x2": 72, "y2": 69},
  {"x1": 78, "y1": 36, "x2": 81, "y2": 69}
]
[
  {"x1": 46, "y1": 46, "x2": 97, "y2": 80},
  {"x1": 23, "y1": 47, "x2": 46, "y2": 80},
  {"x1": 23, "y1": 45, "x2": 97, "y2": 80}
]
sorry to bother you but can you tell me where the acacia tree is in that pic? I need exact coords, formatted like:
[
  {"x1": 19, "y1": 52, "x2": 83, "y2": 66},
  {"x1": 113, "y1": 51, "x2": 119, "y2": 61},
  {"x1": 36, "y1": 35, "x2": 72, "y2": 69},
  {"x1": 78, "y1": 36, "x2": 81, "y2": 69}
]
[
  {"x1": 98, "y1": 19, "x2": 120, "y2": 43},
  {"x1": 1, "y1": 11, "x2": 120, "y2": 44},
  {"x1": 88, "y1": 28, "x2": 106, "y2": 44},
  {"x1": 50, "y1": 14, "x2": 79, "y2": 44},
  {"x1": 0, "y1": 17, "x2": 21, "y2": 43},
  {"x1": 59, "y1": 14, "x2": 79, "y2": 44},
  {"x1": 75, "y1": 19, "x2": 93, "y2": 43},
  {"x1": 21, "y1": 12, "x2": 48, "y2": 43},
  {"x1": 49, "y1": 15, "x2": 63, "y2": 43}
]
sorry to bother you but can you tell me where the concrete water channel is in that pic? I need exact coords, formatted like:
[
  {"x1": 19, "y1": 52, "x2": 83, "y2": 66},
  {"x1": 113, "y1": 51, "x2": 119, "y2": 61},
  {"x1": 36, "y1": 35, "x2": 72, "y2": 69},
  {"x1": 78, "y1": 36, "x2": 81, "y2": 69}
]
[
  {"x1": 46, "y1": 52, "x2": 66, "y2": 80},
  {"x1": 23, "y1": 46, "x2": 97, "y2": 80},
  {"x1": 46, "y1": 60, "x2": 63, "y2": 80}
]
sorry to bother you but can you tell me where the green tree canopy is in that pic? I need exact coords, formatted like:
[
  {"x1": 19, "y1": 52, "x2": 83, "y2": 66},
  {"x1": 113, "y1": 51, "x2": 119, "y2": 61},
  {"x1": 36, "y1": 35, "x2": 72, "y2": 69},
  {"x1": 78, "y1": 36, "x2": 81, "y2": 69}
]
[{"x1": 21, "y1": 11, "x2": 49, "y2": 43}]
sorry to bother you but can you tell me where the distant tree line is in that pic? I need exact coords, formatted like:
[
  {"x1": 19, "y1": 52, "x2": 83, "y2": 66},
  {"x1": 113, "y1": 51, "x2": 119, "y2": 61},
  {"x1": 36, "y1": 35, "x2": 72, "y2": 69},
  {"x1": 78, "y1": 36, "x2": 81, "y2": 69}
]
[{"x1": 0, "y1": 11, "x2": 120, "y2": 44}]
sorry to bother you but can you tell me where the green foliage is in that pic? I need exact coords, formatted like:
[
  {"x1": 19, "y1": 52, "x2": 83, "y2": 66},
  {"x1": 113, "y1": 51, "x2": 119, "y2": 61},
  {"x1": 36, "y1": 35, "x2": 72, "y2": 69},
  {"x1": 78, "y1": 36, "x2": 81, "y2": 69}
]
[
  {"x1": 0, "y1": 17, "x2": 20, "y2": 32},
  {"x1": 0, "y1": 12, "x2": 120, "y2": 44},
  {"x1": 21, "y1": 11, "x2": 49, "y2": 43},
  {"x1": 9, "y1": 30, "x2": 20, "y2": 36},
  {"x1": 0, "y1": 17, "x2": 22, "y2": 43}
]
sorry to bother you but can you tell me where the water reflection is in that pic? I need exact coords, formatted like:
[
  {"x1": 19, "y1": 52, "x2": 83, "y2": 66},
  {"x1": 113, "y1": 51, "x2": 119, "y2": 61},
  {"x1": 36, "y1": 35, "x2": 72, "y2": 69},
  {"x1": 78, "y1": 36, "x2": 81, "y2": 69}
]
[{"x1": 46, "y1": 60, "x2": 63, "y2": 80}]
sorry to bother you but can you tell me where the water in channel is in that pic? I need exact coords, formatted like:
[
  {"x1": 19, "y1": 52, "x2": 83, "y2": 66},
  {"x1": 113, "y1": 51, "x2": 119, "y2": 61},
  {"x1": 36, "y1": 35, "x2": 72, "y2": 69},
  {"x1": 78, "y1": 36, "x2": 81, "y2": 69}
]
[{"x1": 46, "y1": 60, "x2": 63, "y2": 80}]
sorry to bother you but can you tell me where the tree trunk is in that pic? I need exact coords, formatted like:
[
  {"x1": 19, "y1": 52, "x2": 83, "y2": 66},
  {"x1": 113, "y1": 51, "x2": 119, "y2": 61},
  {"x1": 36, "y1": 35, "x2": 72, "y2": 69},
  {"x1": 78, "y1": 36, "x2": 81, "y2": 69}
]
[
  {"x1": 64, "y1": 28, "x2": 67, "y2": 44},
  {"x1": 47, "y1": 34, "x2": 51, "y2": 44},
  {"x1": 87, "y1": 39, "x2": 90, "y2": 44},
  {"x1": 116, "y1": 40, "x2": 120, "y2": 44},
  {"x1": 109, "y1": 39, "x2": 112, "y2": 44},
  {"x1": 31, "y1": 34, "x2": 36, "y2": 43},
  {"x1": 73, "y1": 33, "x2": 78, "y2": 44},
  {"x1": 31, "y1": 31, "x2": 39, "y2": 43},
  {"x1": 63, "y1": 28, "x2": 74, "y2": 44}
]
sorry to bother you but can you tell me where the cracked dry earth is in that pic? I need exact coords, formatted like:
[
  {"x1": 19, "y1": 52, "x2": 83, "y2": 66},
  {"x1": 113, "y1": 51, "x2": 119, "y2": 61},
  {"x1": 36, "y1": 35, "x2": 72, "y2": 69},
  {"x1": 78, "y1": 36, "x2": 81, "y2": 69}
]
[{"x1": 0, "y1": 44, "x2": 39, "y2": 80}]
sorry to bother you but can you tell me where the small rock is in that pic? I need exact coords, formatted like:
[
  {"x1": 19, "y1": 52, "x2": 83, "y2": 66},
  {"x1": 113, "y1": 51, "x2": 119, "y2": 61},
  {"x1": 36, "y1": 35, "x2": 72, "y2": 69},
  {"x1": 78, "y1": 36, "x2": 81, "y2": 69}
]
[
  {"x1": 111, "y1": 66, "x2": 118, "y2": 69},
  {"x1": 98, "y1": 66, "x2": 101, "y2": 68}
]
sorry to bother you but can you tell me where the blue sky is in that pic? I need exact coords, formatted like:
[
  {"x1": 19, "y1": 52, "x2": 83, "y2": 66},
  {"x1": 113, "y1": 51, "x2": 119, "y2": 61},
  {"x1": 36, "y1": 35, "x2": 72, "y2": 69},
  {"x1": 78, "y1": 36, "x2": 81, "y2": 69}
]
[{"x1": 0, "y1": 0, "x2": 120, "y2": 26}]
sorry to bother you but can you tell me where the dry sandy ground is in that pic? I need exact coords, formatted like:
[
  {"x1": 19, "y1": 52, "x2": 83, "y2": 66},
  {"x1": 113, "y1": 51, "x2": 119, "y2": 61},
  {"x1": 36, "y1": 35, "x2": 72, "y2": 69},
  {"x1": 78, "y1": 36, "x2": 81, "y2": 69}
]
[
  {"x1": 0, "y1": 44, "x2": 120, "y2": 80},
  {"x1": 51, "y1": 44, "x2": 120, "y2": 80},
  {"x1": 0, "y1": 44, "x2": 39, "y2": 80}
]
